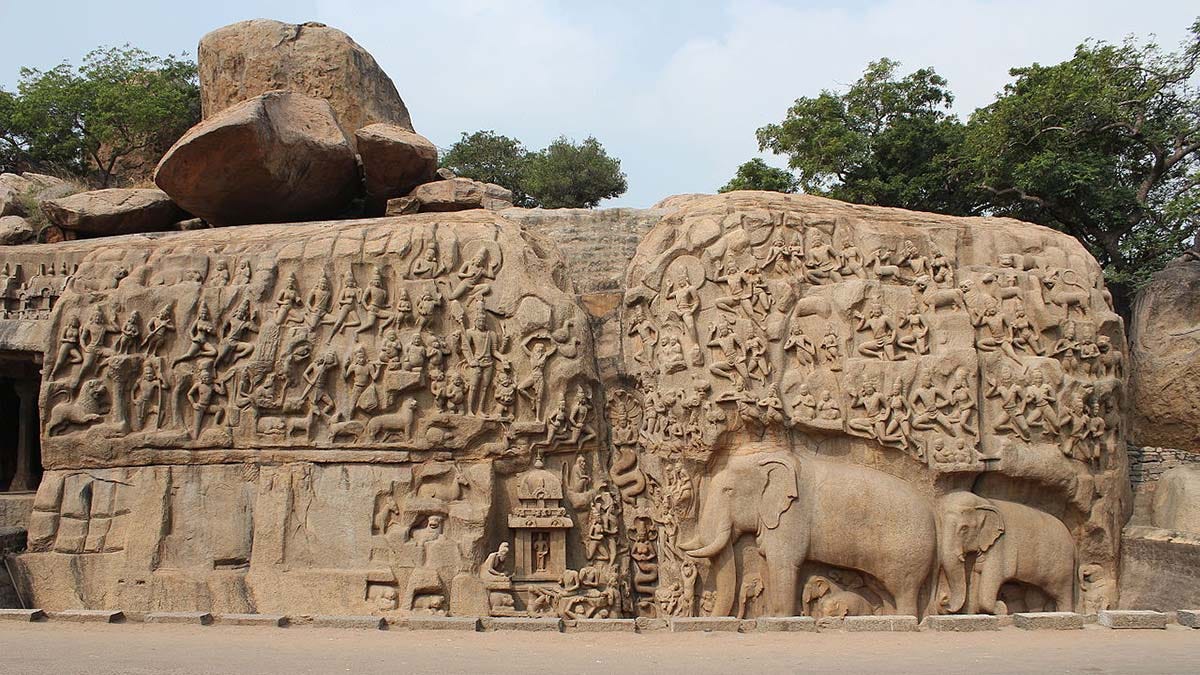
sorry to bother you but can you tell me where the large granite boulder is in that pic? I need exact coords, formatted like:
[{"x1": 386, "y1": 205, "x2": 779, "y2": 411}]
[
  {"x1": 354, "y1": 123, "x2": 438, "y2": 210},
  {"x1": 0, "y1": 173, "x2": 75, "y2": 218},
  {"x1": 1151, "y1": 466, "x2": 1200, "y2": 534},
  {"x1": 388, "y1": 178, "x2": 513, "y2": 214},
  {"x1": 198, "y1": 19, "x2": 412, "y2": 143},
  {"x1": 1129, "y1": 257, "x2": 1200, "y2": 450},
  {"x1": 0, "y1": 215, "x2": 34, "y2": 245},
  {"x1": 154, "y1": 91, "x2": 359, "y2": 226},
  {"x1": 42, "y1": 188, "x2": 185, "y2": 237}
]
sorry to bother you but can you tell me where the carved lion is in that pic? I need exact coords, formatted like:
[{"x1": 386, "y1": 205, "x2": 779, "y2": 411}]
[{"x1": 46, "y1": 379, "x2": 108, "y2": 436}]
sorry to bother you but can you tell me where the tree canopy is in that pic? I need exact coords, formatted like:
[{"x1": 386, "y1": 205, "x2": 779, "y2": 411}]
[
  {"x1": 750, "y1": 19, "x2": 1200, "y2": 294},
  {"x1": 441, "y1": 131, "x2": 627, "y2": 209},
  {"x1": 718, "y1": 158, "x2": 799, "y2": 193},
  {"x1": 0, "y1": 46, "x2": 200, "y2": 186}
]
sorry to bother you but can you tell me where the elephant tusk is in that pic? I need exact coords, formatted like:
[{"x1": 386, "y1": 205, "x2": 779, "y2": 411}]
[{"x1": 683, "y1": 528, "x2": 732, "y2": 558}]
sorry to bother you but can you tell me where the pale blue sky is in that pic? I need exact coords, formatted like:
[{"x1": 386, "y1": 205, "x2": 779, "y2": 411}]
[{"x1": 1, "y1": 1, "x2": 1196, "y2": 207}]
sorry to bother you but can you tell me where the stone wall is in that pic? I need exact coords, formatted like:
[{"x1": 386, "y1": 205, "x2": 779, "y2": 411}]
[{"x1": 1128, "y1": 445, "x2": 1200, "y2": 486}]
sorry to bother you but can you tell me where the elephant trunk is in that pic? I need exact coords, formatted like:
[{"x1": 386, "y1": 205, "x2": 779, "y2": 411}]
[{"x1": 939, "y1": 537, "x2": 967, "y2": 614}]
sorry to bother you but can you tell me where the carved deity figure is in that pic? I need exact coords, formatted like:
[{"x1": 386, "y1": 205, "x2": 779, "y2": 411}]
[
  {"x1": 114, "y1": 310, "x2": 141, "y2": 355},
  {"x1": 142, "y1": 303, "x2": 175, "y2": 355},
  {"x1": 173, "y1": 303, "x2": 218, "y2": 367},
  {"x1": 909, "y1": 372, "x2": 951, "y2": 434},
  {"x1": 343, "y1": 346, "x2": 380, "y2": 415},
  {"x1": 187, "y1": 368, "x2": 226, "y2": 439},
  {"x1": 1021, "y1": 369, "x2": 1060, "y2": 436},
  {"x1": 460, "y1": 312, "x2": 507, "y2": 415},
  {"x1": 819, "y1": 325, "x2": 843, "y2": 371},
  {"x1": 49, "y1": 315, "x2": 82, "y2": 379},
  {"x1": 855, "y1": 302, "x2": 898, "y2": 361},
  {"x1": 986, "y1": 366, "x2": 1031, "y2": 441},
  {"x1": 783, "y1": 320, "x2": 816, "y2": 368},
  {"x1": 517, "y1": 338, "x2": 557, "y2": 420},
  {"x1": 975, "y1": 302, "x2": 1019, "y2": 362},
  {"x1": 217, "y1": 299, "x2": 258, "y2": 366},
  {"x1": 273, "y1": 272, "x2": 303, "y2": 325},
  {"x1": 131, "y1": 362, "x2": 166, "y2": 430},
  {"x1": 355, "y1": 269, "x2": 390, "y2": 337}
]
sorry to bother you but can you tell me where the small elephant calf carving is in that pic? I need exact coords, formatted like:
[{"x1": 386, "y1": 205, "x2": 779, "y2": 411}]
[{"x1": 802, "y1": 575, "x2": 877, "y2": 619}]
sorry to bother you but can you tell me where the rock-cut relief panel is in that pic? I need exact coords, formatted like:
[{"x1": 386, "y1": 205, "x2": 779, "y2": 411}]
[{"x1": 618, "y1": 193, "x2": 1129, "y2": 619}]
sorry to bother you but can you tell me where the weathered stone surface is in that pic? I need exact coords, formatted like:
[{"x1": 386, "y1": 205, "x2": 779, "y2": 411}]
[
  {"x1": 407, "y1": 615, "x2": 480, "y2": 631},
  {"x1": 1129, "y1": 258, "x2": 1200, "y2": 449},
  {"x1": 312, "y1": 615, "x2": 386, "y2": 630},
  {"x1": 52, "y1": 609, "x2": 123, "y2": 623},
  {"x1": 1151, "y1": 466, "x2": 1200, "y2": 534},
  {"x1": 355, "y1": 124, "x2": 438, "y2": 209},
  {"x1": 198, "y1": 19, "x2": 412, "y2": 141},
  {"x1": 569, "y1": 618, "x2": 636, "y2": 632},
  {"x1": 1012, "y1": 612, "x2": 1084, "y2": 630},
  {"x1": 1118, "y1": 527, "x2": 1200, "y2": 612},
  {"x1": 844, "y1": 615, "x2": 919, "y2": 632},
  {"x1": 923, "y1": 614, "x2": 999, "y2": 632},
  {"x1": 145, "y1": 611, "x2": 214, "y2": 625},
  {"x1": 217, "y1": 613, "x2": 287, "y2": 627},
  {"x1": 1098, "y1": 609, "x2": 1167, "y2": 629},
  {"x1": 0, "y1": 608, "x2": 46, "y2": 621},
  {"x1": 42, "y1": 188, "x2": 185, "y2": 237},
  {"x1": 398, "y1": 178, "x2": 513, "y2": 213},
  {"x1": 753, "y1": 616, "x2": 817, "y2": 632},
  {"x1": 1177, "y1": 609, "x2": 1200, "y2": 628},
  {"x1": 488, "y1": 617, "x2": 562, "y2": 632},
  {"x1": 634, "y1": 617, "x2": 668, "y2": 632},
  {"x1": 154, "y1": 91, "x2": 358, "y2": 226},
  {"x1": 0, "y1": 215, "x2": 33, "y2": 244},
  {"x1": 0, "y1": 173, "x2": 74, "y2": 218},
  {"x1": 669, "y1": 617, "x2": 741, "y2": 632}
]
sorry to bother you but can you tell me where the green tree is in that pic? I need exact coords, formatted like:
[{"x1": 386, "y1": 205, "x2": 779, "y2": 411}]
[
  {"x1": 719, "y1": 158, "x2": 800, "y2": 193},
  {"x1": 0, "y1": 45, "x2": 199, "y2": 186},
  {"x1": 440, "y1": 130, "x2": 535, "y2": 207},
  {"x1": 965, "y1": 21, "x2": 1200, "y2": 290},
  {"x1": 756, "y1": 58, "x2": 977, "y2": 215},
  {"x1": 523, "y1": 136, "x2": 627, "y2": 209}
]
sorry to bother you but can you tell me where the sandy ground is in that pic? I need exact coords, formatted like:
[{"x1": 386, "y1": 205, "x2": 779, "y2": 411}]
[{"x1": 0, "y1": 621, "x2": 1197, "y2": 674}]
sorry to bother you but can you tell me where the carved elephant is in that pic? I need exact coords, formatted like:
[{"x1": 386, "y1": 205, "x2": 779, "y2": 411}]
[
  {"x1": 935, "y1": 492, "x2": 1075, "y2": 614},
  {"x1": 802, "y1": 575, "x2": 876, "y2": 619},
  {"x1": 680, "y1": 451, "x2": 936, "y2": 617}
]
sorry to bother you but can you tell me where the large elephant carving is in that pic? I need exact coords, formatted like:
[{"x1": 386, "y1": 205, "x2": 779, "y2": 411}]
[
  {"x1": 680, "y1": 451, "x2": 937, "y2": 617},
  {"x1": 935, "y1": 492, "x2": 1075, "y2": 614}
]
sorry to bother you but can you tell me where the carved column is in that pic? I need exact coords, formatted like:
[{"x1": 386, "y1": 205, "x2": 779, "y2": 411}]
[{"x1": 10, "y1": 379, "x2": 39, "y2": 491}]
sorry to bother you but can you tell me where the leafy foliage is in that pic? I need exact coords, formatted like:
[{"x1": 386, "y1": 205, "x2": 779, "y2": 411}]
[
  {"x1": 965, "y1": 20, "x2": 1200, "y2": 289},
  {"x1": 0, "y1": 46, "x2": 199, "y2": 187},
  {"x1": 718, "y1": 158, "x2": 799, "y2": 193},
  {"x1": 756, "y1": 58, "x2": 978, "y2": 216},
  {"x1": 523, "y1": 136, "x2": 627, "y2": 209},
  {"x1": 440, "y1": 130, "x2": 536, "y2": 207},
  {"x1": 441, "y1": 131, "x2": 627, "y2": 209}
]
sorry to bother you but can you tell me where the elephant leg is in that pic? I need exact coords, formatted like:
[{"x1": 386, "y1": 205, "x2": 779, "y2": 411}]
[
  {"x1": 890, "y1": 581, "x2": 921, "y2": 617},
  {"x1": 1048, "y1": 578, "x2": 1074, "y2": 612},
  {"x1": 972, "y1": 567, "x2": 1005, "y2": 615},
  {"x1": 708, "y1": 545, "x2": 737, "y2": 617},
  {"x1": 762, "y1": 552, "x2": 800, "y2": 616}
]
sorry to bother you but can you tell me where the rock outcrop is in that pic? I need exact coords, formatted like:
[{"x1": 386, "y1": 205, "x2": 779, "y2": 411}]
[
  {"x1": 1151, "y1": 466, "x2": 1200, "y2": 534},
  {"x1": 198, "y1": 19, "x2": 413, "y2": 143},
  {"x1": 388, "y1": 178, "x2": 514, "y2": 215},
  {"x1": 41, "y1": 188, "x2": 185, "y2": 237},
  {"x1": 154, "y1": 91, "x2": 359, "y2": 226},
  {"x1": 0, "y1": 215, "x2": 34, "y2": 245},
  {"x1": 1129, "y1": 257, "x2": 1200, "y2": 450},
  {"x1": 355, "y1": 124, "x2": 439, "y2": 211}
]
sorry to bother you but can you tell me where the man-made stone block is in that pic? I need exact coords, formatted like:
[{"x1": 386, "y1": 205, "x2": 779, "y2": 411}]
[
  {"x1": 0, "y1": 608, "x2": 46, "y2": 622},
  {"x1": 844, "y1": 615, "x2": 919, "y2": 632},
  {"x1": 570, "y1": 619, "x2": 636, "y2": 633},
  {"x1": 754, "y1": 616, "x2": 817, "y2": 632},
  {"x1": 1012, "y1": 612, "x2": 1084, "y2": 630},
  {"x1": 635, "y1": 617, "x2": 668, "y2": 632},
  {"x1": 1177, "y1": 609, "x2": 1200, "y2": 628},
  {"x1": 311, "y1": 615, "x2": 386, "y2": 630},
  {"x1": 407, "y1": 616, "x2": 480, "y2": 631},
  {"x1": 217, "y1": 613, "x2": 287, "y2": 627},
  {"x1": 923, "y1": 614, "x2": 999, "y2": 632},
  {"x1": 52, "y1": 609, "x2": 124, "y2": 623},
  {"x1": 488, "y1": 617, "x2": 563, "y2": 632},
  {"x1": 669, "y1": 617, "x2": 742, "y2": 632},
  {"x1": 145, "y1": 611, "x2": 214, "y2": 625},
  {"x1": 1098, "y1": 610, "x2": 1168, "y2": 629}
]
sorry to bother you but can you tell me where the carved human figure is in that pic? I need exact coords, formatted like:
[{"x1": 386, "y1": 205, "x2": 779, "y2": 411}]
[
  {"x1": 445, "y1": 372, "x2": 466, "y2": 414},
  {"x1": 881, "y1": 379, "x2": 913, "y2": 451},
  {"x1": 756, "y1": 384, "x2": 785, "y2": 426},
  {"x1": 804, "y1": 230, "x2": 841, "y2": 284},
  {"x1": 816, "y1": 390, "x2": 840, "y2": 421},
  {"x1": 131, "y1": 362, "x2": 166, "y2": 430},
  {"x1": 898, "y1": 300, "x2": 929, "y2": 355},
  {"x1": 232, "y1": 259, "x2": 252, "y2": 285},
  {"x1": 839, "y1": 242, "x2": 865, "y2": 279},
  {"x1": 49, "y1": 315, "x2": 82, "y2": 379},
  {"x1": 1051, "y1": 320, "x2": 1080, "y2": 374},
  {"x1": 567, "y1": 385, "x2": 597, "y2": 448},
  {"x1": 493, "y1": 361, "x2": 516, "y2": 418},
  {"x1": 783, "y1": 320, "x2": 816, "y2": 368},
  {"x1": 481, "y1": 542, "x2": 513, "y2": 586},
  {"x1": 355, "y1": 269, "x2": 390, "y2": 337},
  {"x1": 975, "y1": 302, "x2": 1019, "y2": 362},
  {"x1": 1010, "y1": 300, "x2": 1044, "y2": 356},
  {"x1": 517, "y1": 338, "x2": 557, "y2": 420},
  {"x1": 743, "y1": 333, "x2": 771, "y2": 383},
  {"x1": 986, "y1": 366, "x2": 1031, "y2": 441},
  {"x1": 172, "y1": 303, "x2": 218, "y2": 366},
  {"x1": 411, "y1": 244, "x2": 442, "y2": 278},
  {"x1": 304, "y1": 273, "x2": 333, "y2": 330},
  {"x1": 382, "y1": 288, "x2": 412, "y2": 329},
  {"x1": 328, "y1": 271, "x2": 362, "y2": 333},
  {"x1": 415, "y1": 289, "x2": 441, "y2": 331},
  {"x1": 217, "y1": 299, "x2": 258, "y2": 366},
  {"x1": 460, "y1": 312, "x2": 507, "y2": 415},
  {"x1": 945, "y1": 370, "x2": 978, "y2": 437},
  {"x1": 75, "y1": 305, "x2": 118, "y2": 385},
  {"x1": 847, "y1": 379, "x2": 887, "y2": 440},
  {"x1": 819, "y1": 325, "x2": 843, "y2": 371},
  {"x1": 855, "y1": 302, "x2": 898, "y2": 361},
  {"x1": 909, "y1": 372, "x2": 951, "y2": 434},
  {"x1": 301, "y1": 349, "x2": 339, "y2": 420},
  {"x1": 896, "y1": 239, "x2": 928, "y2": 279},
  {"x1": 209, "y1": 259, "x2": 230, "y2": 286},
  {"x1": 1021, "y1": 369, "x2": 1060, "y2": 436},
  {"x1": 1096, "y1": 335, "x2": 1122, "y2": 378},
  {"x1": 664, "y1": 272, "x2": 701, "y2": 354},
  {"x1": 187, "y1": 367, "x2": 226, "y2": 440},
  {"x1": 114, "y1": 310, "x2": 141, "y2": 354},
  {"x1": 446, "y1": 249, "x2": 495, "y2": 300},
  {"x1": 706, "y1": 320, "x2": 747, "y2": 382},
  {"x1": 402, "y1": 333, "x2": 428, "y2": 374},
  {"x1": 141, "y1": 304, "x2": 175, "y2": 355},
  {"x1": 343, "y1": 345, "x2": 380, "y2": 415},
  {"x1": 791, "y1": 383, "x2": 817, "y2": 421},
  {"x1": 272, "y1": 272, "x2": 303, "y2": 325},
  {"x1": 627, "y1": 304, "x2": 659, "y2": 364}
]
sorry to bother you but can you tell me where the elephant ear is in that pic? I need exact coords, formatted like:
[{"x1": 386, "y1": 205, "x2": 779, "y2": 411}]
[
  {"x1": 975, "y1": 504, "x2": 1005, "y2": 553},
  {"x1": 802, "y1": 576, "x2": 832, "y2": 606},
  {"x1": 758, "y1": 459, "x2": 798, "y2": 530}
]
